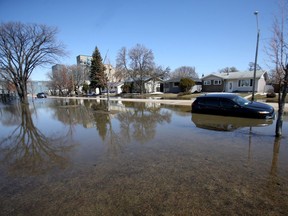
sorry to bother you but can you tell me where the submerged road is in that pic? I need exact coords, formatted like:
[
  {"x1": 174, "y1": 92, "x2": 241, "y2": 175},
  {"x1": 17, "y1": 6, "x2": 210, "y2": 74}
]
[{"x1": 47, "y1": 95, "x2": 287, "y2": 113}]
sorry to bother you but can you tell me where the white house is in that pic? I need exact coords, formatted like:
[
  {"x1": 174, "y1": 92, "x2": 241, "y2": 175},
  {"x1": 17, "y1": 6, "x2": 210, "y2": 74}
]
[{"x1": 201, "y1": 71, "x2": 268, "y2": 93}]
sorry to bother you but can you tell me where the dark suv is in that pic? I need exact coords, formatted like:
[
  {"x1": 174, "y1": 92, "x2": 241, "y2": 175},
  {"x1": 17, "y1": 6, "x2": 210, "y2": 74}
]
[{"x1": 191, "y1": 93, "x2": 275, "y2": 119}]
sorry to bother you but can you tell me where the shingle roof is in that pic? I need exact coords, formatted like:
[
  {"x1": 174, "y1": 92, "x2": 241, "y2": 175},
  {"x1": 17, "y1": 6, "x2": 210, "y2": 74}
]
[
  {"x1": 165, "y1": 77, "x2": 201, "y2": 82},
  {"x1": 203, "y1": 71, "x2": 266, "y2": 80}
]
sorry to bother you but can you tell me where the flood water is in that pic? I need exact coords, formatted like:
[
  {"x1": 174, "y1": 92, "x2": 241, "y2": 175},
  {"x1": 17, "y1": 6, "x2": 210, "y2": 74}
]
[{"x1": 0, "y1": 98, "x2": 288, "y2": 216}]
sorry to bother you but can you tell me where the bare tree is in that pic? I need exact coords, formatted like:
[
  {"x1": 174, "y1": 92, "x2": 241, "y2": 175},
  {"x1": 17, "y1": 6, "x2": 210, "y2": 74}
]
[
  {"x1": 68, "y1": 64, "x2": 85, "y2": 94},
  {"x1": 267, "y1": 0, "x2": 288, "y2": 137},
  {"x1": 219, "y1": 66, "x2": 239, "y2": 73},
  {"x1": 151, "y1": 65, "x2": 170, "y2": 80},
  {"x1": 116, "y1": 44, "x2": 155, "y2": 94},
  {"x1": 170, "y1": 66, "x2": 198, "y2": 79},
  {"x1": 248, "y1": 62, "x2": 262, "y2": 71},
  {"x1": 47, "y1": 65, "x2": 72, "y2": 96},
  {"x1": 0, "y1": 22, "x2": 66, "y2": 104},
  {"x1": 115, "y1": 47, "x2": 129, "y2": 81}
]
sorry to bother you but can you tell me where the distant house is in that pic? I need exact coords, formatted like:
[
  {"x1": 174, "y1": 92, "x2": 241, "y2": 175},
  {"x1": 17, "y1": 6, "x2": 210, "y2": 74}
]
[
  {"x1": 125, "y1": 77, "x2": 164, "y2": 93},
  {"x1": 201, "y1": 71, "x2": 268, "y2": 93},
  {"x1": 144, "y1": 78, "x2": 163, "y2": 93},
  {"x1": 164, "y1": 77, "x2": 202, "y2": 93},
  {"x1": 0, "y1": 79, "x2": 17, "y2": 101},
  {"x1": 108, "y1": 82, "x2": 124, "y2": 94}
]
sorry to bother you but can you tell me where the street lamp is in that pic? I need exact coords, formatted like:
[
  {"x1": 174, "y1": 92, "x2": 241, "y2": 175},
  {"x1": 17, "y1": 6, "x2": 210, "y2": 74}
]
[{"x1": 251, "y1": 11, "x2": 260, "y2": 101}]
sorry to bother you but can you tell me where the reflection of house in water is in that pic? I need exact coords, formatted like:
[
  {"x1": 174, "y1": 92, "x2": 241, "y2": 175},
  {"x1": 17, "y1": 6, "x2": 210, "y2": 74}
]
[
  {"x1": 68, "y1": 99, "x2": 163, "y2": 129},
  {"x1": 145, "y1": 101, "x2": 161, "y2": 109},
  {"x1": 109, "y1": 100, "x2": 161, "y2": 111},
  {"x1": 80, "y1": 99, "x2": 128, "y2": 129},
  {"x1": 83, "y1": 122, "x2": 94, "y2": 129}
]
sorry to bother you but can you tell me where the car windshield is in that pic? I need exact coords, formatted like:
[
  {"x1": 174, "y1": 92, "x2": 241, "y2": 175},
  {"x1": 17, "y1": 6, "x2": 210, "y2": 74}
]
[{"x1": 232, "y1": 96, "x2": 250, "y2": 106}]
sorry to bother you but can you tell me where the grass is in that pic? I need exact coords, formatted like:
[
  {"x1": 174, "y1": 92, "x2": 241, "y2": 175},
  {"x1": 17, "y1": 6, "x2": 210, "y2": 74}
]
[{"x1": 249, "y1": 93, "x2": 288, "y2": 103}]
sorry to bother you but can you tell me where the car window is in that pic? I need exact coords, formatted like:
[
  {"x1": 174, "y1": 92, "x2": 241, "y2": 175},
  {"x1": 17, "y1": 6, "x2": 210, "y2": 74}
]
[
  {"x1": 233, "y1": 96, "x2": 249, "y2": 106},
  {"x1": 220, "y1": 98, "x2": 235, "y2": 108},
  {"x1": 205, "y1": 98, "x2": 219, "y2": 107}
]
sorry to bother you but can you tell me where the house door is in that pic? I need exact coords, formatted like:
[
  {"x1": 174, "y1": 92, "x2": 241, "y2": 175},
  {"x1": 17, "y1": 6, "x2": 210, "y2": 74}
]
[
  {"x1": 227, "y1": 82, "x2": 233, "y2": 92},
  {"x1": 160, "y1": 83, "x2": 164, "y2": 92}
]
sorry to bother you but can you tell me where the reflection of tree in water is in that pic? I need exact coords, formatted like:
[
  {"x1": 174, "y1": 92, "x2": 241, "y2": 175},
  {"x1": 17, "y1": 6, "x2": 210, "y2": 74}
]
[
  {"x1": 270, "y1": 137, "x2": 281, "y2": 178},
  {"x1": 259, "y1": 137, "x2": 288, "y2": 211},
  {"x1": 0, "y1": 103, "x2": 23, "y2": 126},
  {"x1": 49, "y1": 99, "x2": 109, "y2": 138},
  {"x1": 91, "y1": 100, "x2": 110, "y2": 141},
  {"x1": 0, "y1": 105, "x2": 75, "y2": 176},
  {"x1": 86, "y1": 100, "x2": 171, "y2": 155},
  {"x1": 51, "y1": 99, "x2": 95, "y2": 131},
  {"x1": 117, "y1": 102, "x2": 171, "y2": 144}
]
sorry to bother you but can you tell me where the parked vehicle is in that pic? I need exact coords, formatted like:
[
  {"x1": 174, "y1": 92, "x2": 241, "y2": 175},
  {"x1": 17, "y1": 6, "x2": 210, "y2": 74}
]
[
  {"x1": 36, "y1": 92, "x2": 47, "y2": 98},
  {"x1": 191, "y1": 93, "x2": 275, "y2": 119}
]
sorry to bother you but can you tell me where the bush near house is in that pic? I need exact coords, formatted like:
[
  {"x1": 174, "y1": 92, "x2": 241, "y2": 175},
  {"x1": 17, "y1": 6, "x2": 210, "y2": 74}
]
[
  {"x1": 121, "y1": 83, "x2": 132, "y2": 93},
  {"x1": 266, "y1": 89, "x2": 276, "y2": 98},
  {"x1": 179, "y1": 78, "x2": 195, "y2": 93}
]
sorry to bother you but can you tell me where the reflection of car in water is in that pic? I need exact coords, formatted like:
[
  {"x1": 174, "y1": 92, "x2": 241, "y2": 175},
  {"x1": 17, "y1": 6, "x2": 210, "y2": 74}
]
[
  {"x1": 191, "y1": 113, "x2": 273, "y2": 131},
  {"x1": 191, "y1": 93, "x2": 275, "y2": 119}
]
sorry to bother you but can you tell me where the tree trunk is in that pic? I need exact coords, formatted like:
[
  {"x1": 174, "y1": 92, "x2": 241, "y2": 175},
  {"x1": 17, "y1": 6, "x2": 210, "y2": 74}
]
[
  {"x1": 15, "y1": 80, "x2": 29, "y2": 105},
  {"x1": 275, "y1": 67, "x2": 288, "y2": 137}
]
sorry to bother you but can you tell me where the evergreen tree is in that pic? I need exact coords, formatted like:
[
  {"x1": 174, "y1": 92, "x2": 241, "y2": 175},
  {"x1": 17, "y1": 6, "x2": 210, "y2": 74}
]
[{"x1": 89, "y1": 47, "x2": 107, "y2": 93}]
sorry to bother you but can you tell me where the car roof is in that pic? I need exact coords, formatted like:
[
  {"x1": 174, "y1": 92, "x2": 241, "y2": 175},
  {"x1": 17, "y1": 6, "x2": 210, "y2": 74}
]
[{"x1": 196, "y1": 93, "x2": 238, "y2": 100}]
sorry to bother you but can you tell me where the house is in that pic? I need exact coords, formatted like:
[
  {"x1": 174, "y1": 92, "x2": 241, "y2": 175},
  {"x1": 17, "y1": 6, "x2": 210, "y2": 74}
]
[
  {"x1": 0, "y1": 79, "x2": 17, "y2": 101},
  {"x1": 164, "y1": 77, "x2": 202, "y2": 93},
  {"x1": 125, "y1": 77, "x2": 164, "y2": 93},
  {"x1": 144, "y1": 78, "x2": 163, "y2": 93},
  {"x1": 108, "y1": 82, "x2": 124, "y2": 94},
  {"x1": 201, "y1": 71, "x2": 268, "y2": 93}
]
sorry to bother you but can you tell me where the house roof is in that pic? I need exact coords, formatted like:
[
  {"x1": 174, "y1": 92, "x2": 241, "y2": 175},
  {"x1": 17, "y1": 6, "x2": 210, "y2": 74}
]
[
  {"x1": 109, "y1": 82, "x2": 124, "y2": 87},
  {"x1": 125, "y1": 77, "x2": 163, "y2": 83},
  {"x1": 165, "y1": 77, "x2": 201, "y2": 83},
  {"x1": 202, "y1": 71, "x2": 267, "y2": 80}
]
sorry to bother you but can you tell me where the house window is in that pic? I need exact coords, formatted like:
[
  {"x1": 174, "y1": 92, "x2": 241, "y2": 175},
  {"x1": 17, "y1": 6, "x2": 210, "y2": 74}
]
[
  {"x1": 204, "y1": 80, "x2": 211, "y2": 85},
  {"x1": 213, "y1": 80, "x2": 222, "y2": 85},
  {"x1": 173, "y1": 82, "x2": 179, "y2": 87},
  {"x1": 238, "y1": 79, "x2": 252, "y2": 87}
]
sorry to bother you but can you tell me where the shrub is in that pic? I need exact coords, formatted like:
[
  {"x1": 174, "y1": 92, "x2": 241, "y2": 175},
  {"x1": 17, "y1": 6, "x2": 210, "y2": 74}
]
[
  {"x1": 121, "y1": 83, "x2": 132, "y2": 93},
  {"x1": 266, "y1": 91, "x2": 276, "y2": 98},
  {"x1": 179, "y1": 78, "x2": 195, "y2": 93},
  {"x1": 266, "y1": 88, "x2": 276, "y2": 98}
]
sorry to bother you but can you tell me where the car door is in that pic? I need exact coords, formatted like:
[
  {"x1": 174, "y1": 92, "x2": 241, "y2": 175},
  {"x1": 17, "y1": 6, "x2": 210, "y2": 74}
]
[
  {"x1": 220, "y1": 98, "x2": 241, "y2": 117},
  {"x1": 204, "y1": 98, "x2": 220, "y2": 115}
]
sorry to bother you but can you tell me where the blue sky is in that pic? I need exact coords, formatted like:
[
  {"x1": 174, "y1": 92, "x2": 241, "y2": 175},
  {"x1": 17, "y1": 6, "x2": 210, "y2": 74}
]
[{"x1": 0, "y1": 0, "x2": 279, "y2": 80}]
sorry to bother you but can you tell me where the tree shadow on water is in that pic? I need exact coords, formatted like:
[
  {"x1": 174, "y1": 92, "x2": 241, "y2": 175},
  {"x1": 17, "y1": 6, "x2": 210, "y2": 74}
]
[{"x1": 0, "y1": 104, "x2": 75, "y2": 176}]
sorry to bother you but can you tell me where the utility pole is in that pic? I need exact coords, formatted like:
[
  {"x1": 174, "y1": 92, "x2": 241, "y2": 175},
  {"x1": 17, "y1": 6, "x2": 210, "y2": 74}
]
[{"x1": 251, "y1": 11, "x2": 260, "y2": 101}]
